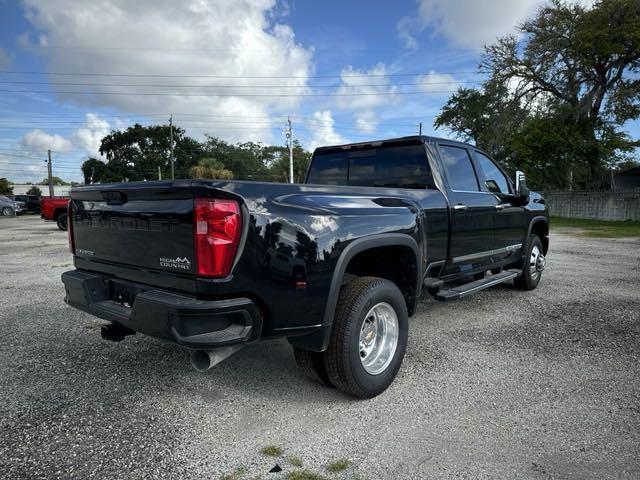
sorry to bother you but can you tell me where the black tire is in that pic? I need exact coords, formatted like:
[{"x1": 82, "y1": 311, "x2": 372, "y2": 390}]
[
  {"x1": 514, "y1": 234, "x2": 544, "y2": 291},
  {"x1": 56, "y1": 213, "x2": 68, "y2": 231},
  {"x1": 293, "y1": 347, "x2": 333, "y2": 387},
  {"x1": 323, "y1": 276, "x2": 408, "y2": 399},
  {"x1": 490, "y1": 267, "x2": 503, "y2": 275},
  {"x1": 1, "y1": 207, "x2": 13, "y2": 216}
]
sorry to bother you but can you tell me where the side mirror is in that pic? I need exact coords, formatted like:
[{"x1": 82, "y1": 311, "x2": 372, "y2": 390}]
[{"x1": 515, "y1": 170, "x2": 530, "y2": 201}]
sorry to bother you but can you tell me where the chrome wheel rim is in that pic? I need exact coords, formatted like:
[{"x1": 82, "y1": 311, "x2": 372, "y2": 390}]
[
  {"x1": 359, "y1": 302, "x2": 399, "y2": 375},
  {"x1": 529, "y1": 245, "x2": 545, "y2": 279}
]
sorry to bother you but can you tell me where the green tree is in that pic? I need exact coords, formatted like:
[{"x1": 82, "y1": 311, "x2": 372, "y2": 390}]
[
  {"x1": 91, "y1": 123, "x2": 313, "y2": 185},
  {"x1": 81, "y1": 158, "x2": 109, "y2": 184},
  {"x1": 0, "y1": 178, "x2": 13, "y2": 195},
  {"x1": 99, "y1": 123, "x2": 203, "y2": 181},
  {"x1": 264, "y1": 140, "x2": 311, "y2": 183},
  {"x1": 435, "y1": 80, "x2": 527, "y2": 165},
  {"x1": 40, "y1": 176, "x2": 69, "y2": 186},
  {"x1": 189, "y1": 158, "x2": 233, "y2": 179},
  {"x1": 26, "y1": 185, "x2": 42, "y2": 196},
  {"x1": 436, "y1": 0, "x2": 640, "y2": 189},
  {"x1": 200, "y1": 137, "x2": 270, "y2": 180}
]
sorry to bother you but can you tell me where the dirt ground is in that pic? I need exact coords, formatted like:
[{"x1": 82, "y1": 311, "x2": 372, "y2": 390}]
[{"x1": 1, "y1": 215, "x2": 638, "y2": 479}]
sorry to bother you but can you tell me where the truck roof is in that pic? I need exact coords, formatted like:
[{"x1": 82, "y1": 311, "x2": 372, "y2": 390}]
[{"x1": 313, "y1": 135, "x2": 472, "y2": 153}]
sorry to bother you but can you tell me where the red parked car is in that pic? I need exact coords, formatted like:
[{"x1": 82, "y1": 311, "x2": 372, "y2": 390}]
[{"x1": 40, "y1": 197, "x2": 70, "y2": 230}]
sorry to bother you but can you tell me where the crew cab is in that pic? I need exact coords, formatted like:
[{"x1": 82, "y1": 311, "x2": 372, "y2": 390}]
[
  {"x1": 61, "y1": 136, "x2": 548, "y2": 398},
  {"x1": 41, "y1": 196, "x2": 70, "y2": 230}
]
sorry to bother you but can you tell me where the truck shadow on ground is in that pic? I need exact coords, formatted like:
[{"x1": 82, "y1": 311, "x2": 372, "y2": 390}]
[{"x1": 43, "y1": 321, "x2": 354, "y2": 404}]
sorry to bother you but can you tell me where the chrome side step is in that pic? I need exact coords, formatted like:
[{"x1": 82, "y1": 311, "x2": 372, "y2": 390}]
[{"x1": 434, "y1": 270, "x2": 519, "y2": 301}]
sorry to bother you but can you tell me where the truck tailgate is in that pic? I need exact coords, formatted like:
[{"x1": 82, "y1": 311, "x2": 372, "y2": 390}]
[{"x1": 70, "y1": 182, "x2": 197, "y2": 276}]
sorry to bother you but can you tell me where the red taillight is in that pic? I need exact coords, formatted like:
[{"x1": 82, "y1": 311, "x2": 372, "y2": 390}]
[
  {"x1": 67, "y1": 200, "x2": 75, "y2": 254},
  {"x1": 194, "y1": 198, "x2": 242, "y2": 278}
]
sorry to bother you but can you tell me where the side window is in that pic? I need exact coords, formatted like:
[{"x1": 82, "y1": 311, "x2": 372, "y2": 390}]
[
  {"x1": 439, "y1": 145, "x2": 480, "y2": 191},
  {"x1": 474, "y1": 151, "x2": 510, "y2": 194}
]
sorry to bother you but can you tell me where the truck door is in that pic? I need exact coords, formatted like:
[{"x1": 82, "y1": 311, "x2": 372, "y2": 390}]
[
  {"x1": 472, "y1": 150, "x2": 527, "y2": 262},
  {"x1": 437, "y1": 143, "x2": 496, "y2": 275}
]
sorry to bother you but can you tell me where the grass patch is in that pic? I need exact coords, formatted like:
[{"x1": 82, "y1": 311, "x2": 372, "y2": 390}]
[
  {"x1": 325, "y1": 459, "x2": 351, "y2": 473},
  {"x1": 220, "y1": 466, "x2": 247, "y2": 480},
  {"x1": 551, "y1": 216, "x2": 640, "y2": 237},
  {"x1": 286, "y1": 470, "x2": 327, "y2": 480},
  {"x1": 260, "y1": 444, "x2": 283, "y2": 457},
  {"x1": 289, "y1": 455, "x2": 303, "y2": 467}
]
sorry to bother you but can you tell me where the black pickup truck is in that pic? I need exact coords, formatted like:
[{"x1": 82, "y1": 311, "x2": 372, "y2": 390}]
[{"x1": 61, "y1": 136, "x2": 548, "y2": 398}]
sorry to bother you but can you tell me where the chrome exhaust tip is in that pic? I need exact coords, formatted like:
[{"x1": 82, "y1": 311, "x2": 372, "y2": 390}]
[{"x1": 190, "y1": 345, "x2": 244, "y2": 372}]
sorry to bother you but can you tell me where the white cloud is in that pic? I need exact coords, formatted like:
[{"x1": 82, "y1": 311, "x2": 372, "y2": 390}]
[
  {"x1": 402, "y1": 0, "x2": 596, "y2": 50},
  {"x1": 417, "y1": 70, "x2": 460, "y2": 93},
  {"x1": 21, "y1": 129, "x2": 73, "y2": 153},
  {"x1": 21, "y1": 0, "x2": 314, "y2": 144},
  {"x1": 20, "y1": 113, "x2": 110, "y2": 162},
  {"x1": 333, "y1": 63, "x2": 398, "y2": 135},
  {"x1": 354, "y1": 110, "x2": 378, "y2": 134},
  {"x1": 72, "y1": 113, "x2": 110, "y2": 157},
  {"x1": 307, "y1": 111, "x2": 348, "y2": 151},
  {"x1": 396, "y1": 15, "x2": 421, "y2": 50},
  {"x1": 335, "y1": 63, "x2": 397, "y2": 111}
]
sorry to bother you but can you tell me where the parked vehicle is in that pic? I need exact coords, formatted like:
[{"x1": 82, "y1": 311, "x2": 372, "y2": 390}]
[
  {"x1": 40, "y1": 197, "x2": 70, "y2": 230},
  {"x1": 61, "y1": 136, "x2": 549, "y2": 398},
  {"x1": 13, "y1": 194, "x2": 42, "y2": 214},
  {"x1": 0, "y1": 195, "x2": 26, "y2": 216}
]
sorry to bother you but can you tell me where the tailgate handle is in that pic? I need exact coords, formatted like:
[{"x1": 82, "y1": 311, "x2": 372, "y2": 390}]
[{"x1": 103, "y1": 191, "x2": 127, "y2": 205}]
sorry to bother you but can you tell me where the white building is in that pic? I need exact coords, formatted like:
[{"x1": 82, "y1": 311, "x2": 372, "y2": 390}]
[{"x1": 11, "y1": 184, "x2": 71, "y2": 197}]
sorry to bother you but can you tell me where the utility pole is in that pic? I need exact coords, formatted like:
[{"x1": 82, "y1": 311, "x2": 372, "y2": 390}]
[
  {"x1": 419, "y1": 122, "x2": 422, "y2": 136},
  {"x1": 158, "y1": 166, "x2": 162, "y2": 181},
  {"x1": 286, "y1": 117, "x2": 294, "y2": 183},
  {"x1": 46, "y1": 149, "x2": 54, "y2": 197},
  {"x1": 169, "y1": 114, "x2": 175, "y2": 180}
]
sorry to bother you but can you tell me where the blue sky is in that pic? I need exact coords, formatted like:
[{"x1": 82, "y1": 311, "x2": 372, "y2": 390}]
[{"x1": 0, "y1": 0, "x2": 637, "y2": 183}]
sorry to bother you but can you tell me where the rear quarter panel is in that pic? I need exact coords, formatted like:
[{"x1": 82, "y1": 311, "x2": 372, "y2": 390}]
[{"x1": 192, "y1": 180, "x2": 447, "y2": 338}]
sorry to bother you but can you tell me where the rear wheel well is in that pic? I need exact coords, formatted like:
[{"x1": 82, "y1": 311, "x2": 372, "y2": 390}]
[
  {"x1": 344, "y1": 245, "x2": 418, "y2": 315},
  {"x1": 530, "y1": 220, "x2": 549, "y2": 254}
]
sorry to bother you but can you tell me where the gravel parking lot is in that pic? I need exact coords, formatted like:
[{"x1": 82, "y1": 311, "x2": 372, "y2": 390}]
[{"x1": 1, "y1": 215, "x2": 638, "y2": 480}]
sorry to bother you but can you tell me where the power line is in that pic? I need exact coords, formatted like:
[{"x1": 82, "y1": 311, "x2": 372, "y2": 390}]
[
  {"x1": 0, "y1": 88, "x2": 458, "y2": 97},
  {"x1": 0, "y1": 70, "x2": 482, "y2": 79},
  {"x1": 0, "y1": 79, "x2": 479, "y2": 88},
  {"x1": 0, "y1": 161, "x2": 85, "y2": 168},
  {"x1": 0, "y1": 112, "x2": 440, "y2": 121},
  {"x1": 0, "y1": 123, "x2": 417, "y2": 136},
  {"x1": 0, "y1": 152, "x2": 48, "y2": 160},
  {"x1": 0, "y1": 117, "x2": 433, "y2": 127}
]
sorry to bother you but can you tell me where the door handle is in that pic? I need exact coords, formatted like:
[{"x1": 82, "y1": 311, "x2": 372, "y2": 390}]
[
  {"x1": 495, "y1": 204, "x2": 505, "y2": 210},
  {"x1": 453, "y1": 204, "x2": 467, "y2": 211}
]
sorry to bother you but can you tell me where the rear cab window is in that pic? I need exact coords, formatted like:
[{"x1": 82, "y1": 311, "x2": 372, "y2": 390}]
[{"x1": 307, "y1": 142, "x2": 436, "y2": 189}]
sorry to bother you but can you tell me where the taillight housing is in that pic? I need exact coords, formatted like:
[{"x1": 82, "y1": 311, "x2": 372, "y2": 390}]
[
  {"x1": 67, "y1": 200, "x2": 75, "y2": 254},
  {"x1": 194, "y1": 198, "x2": 242, "y2": 278}
]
